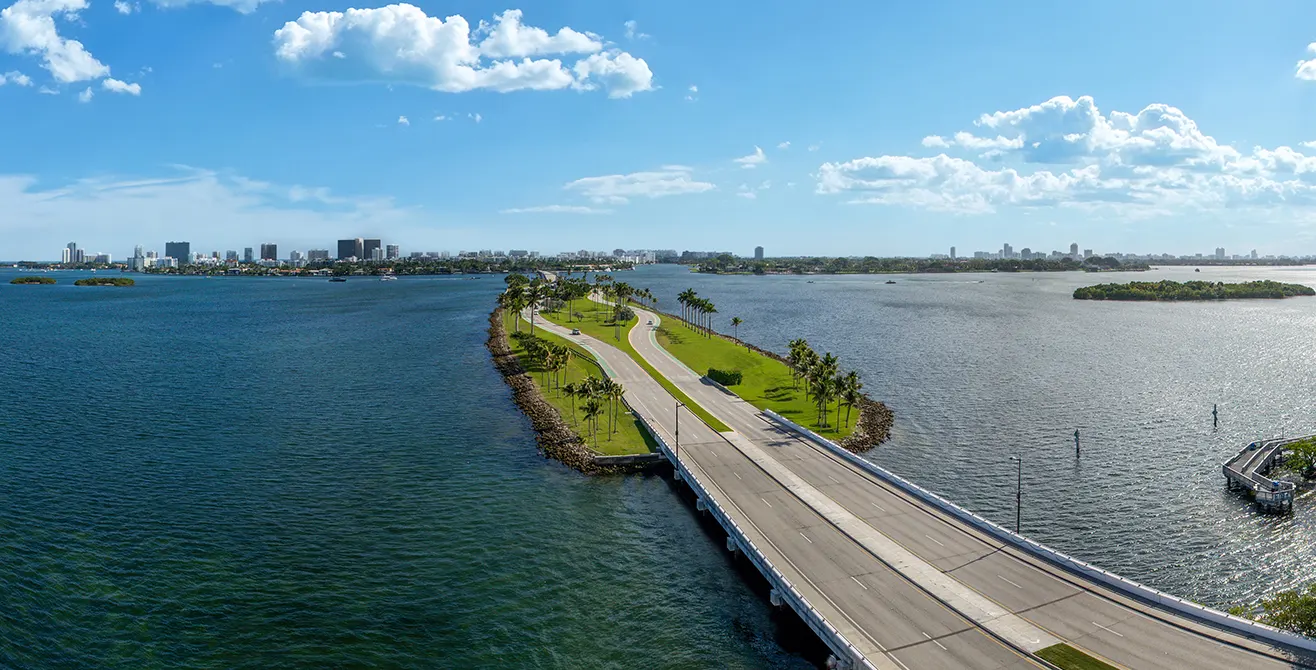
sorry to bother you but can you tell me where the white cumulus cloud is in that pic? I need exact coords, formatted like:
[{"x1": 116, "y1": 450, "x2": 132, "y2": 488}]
[
  {"x1": 397, "y1": 115, "x2": 409, "y2": 125},
  {"x1": 734, "y1": 146, "x2": 767, "y2": 168},
  {"x1": 622, "y1": 19, "x2": 648, "y2": 40},
  {"x1": 565, "y1": 165, "x2": 715, "y2": 204},
  {"x1": 272, "y1": 5, "x2": 653, "y2": 98},
  {"x1": 0, "y1": 0, "x2": 109, "y2": 83},
  {"x1": 76, "y1": 85, "x2": 91, "y2": 102},
  {"x1": 1297, "y1": 43, "x2": 1316, "y2": 80},
  {"x1": 113, "y1": 0, "x2": 135, "y2": 13},
  {"x1": 0, "y1": 70, "x2": 31, "y2": 85},
  {"x1": 102, "y1": 77, "x2": 140, "y2": 95},
  {"x1": 777, "y1": 141, "x2": 790, "y2": 150},
  {"x1": 817, "y1": 94, "x2": 1316, "y2": 214}
]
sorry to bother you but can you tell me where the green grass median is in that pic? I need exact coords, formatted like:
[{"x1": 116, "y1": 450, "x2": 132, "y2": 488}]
[
  {"x1": 504, "y1": 311, "x2": 657, "y2": 456},
  {"x1": 1035, "y1": 644, "x2": 1119, "y2": 670},
  {"x1": 652, "y1": 316, "x2": 853, "y2": 439},
  {"x1": 536, "y1": 306, "x2": 731, "y2": 433}
]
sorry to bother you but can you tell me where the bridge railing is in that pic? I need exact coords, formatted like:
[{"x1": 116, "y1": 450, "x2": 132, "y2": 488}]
[
  {"x1": 764, "y1": 410, "x2": 1316, "y2": 656},
  {"x1": 629, "y1": 406, "x2": 876, "y2": 670}
]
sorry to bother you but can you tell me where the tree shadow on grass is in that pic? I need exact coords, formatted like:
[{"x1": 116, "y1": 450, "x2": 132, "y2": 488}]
[
  {"x1": 658, "y1": 327, "x2": 687, "y2": 346},
  {"x1": 762, "y1": 386, "x2": 797, "y2": 402}
]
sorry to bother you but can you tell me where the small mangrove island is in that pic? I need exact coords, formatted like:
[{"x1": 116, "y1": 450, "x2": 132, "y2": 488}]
[
  {"x1": 1074, "y1": 279, "x2": 1315, "y2": 301},
  {"x1": 74, "y1": 277, "x2": 135, "y2": 287},
  {"x1": 9, "y1": 276, "x2": 56, "y2": 285}
]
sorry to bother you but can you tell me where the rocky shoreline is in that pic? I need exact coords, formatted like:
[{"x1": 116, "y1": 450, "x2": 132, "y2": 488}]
[
  {"x1": 486, "y1": 308, "x2": 649, "y2": 475},
  {"x1": 646, "y1": 306, "x2": 894, "y2": 452}
]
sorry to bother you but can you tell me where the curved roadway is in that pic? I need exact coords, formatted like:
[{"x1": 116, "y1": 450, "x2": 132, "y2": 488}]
[{"x1": 528, "y1": 296, "x2": 1314, "y2": 670}]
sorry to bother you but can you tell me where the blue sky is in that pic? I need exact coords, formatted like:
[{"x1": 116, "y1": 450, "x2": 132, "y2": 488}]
[{"x1": 5, "y1": 1, "x2": 1316, "y2": 260}]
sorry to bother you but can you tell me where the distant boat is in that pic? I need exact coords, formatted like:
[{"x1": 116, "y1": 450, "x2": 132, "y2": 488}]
[
  {"x1": 885, "y1": 280, "x2": 896, "y2": 284},
  {"x1": 1195, "y1": 268, "x2": 1201, "y2": 272},
  {"x1": 329, "y1": 277, "x2": 347, "y2": 282},
  {"x1": 807, "y1": 280, "x2": 815, "y2": 284},
  {"x1": 380, "y1": 275, "x2": 397, "y2": 281}
]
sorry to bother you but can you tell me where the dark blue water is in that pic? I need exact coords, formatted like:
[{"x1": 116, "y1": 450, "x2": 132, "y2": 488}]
[{"x1": 0, "y1": 272, "x2": 818, "y2": 669}]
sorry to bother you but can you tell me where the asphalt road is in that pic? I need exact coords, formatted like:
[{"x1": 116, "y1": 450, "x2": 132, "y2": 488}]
[{"x1": 527, "y1": 301, "x2": 1315, "y2": 670}]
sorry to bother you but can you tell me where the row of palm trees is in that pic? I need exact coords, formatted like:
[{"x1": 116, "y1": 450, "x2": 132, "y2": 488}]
[
  {"x1": 512, "y1": 331, "x2": 573, "y2": 390},
  {"x1": 787, "y1": 339, "x2": 864, "y2": 430},
  {"x1": 500, "y1": 274, "x2": 550, "y2": 334},
  {"x1": 676, "y1": 289, "x2": 719, "y2": 337},
  {"x1": 562, "y1": 377, "x2": 628, "y2": 448}
]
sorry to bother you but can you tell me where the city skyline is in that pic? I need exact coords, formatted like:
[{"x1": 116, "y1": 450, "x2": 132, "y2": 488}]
[{"x1": 5, "y1": 4, "x2": 1316, "y2": 258}]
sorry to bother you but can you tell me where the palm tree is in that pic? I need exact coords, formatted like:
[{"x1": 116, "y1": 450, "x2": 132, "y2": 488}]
[
  {"x1": 839, "y1": 371, "x2": 863, "y2": 428},
  {"x1": 583, "y1": 398, "x2": 604, "y2": 447},
  {"x1": 563, "y1": 382, "x2": 580, "y2": 421},
  {"x1": 730, "y1": 317, "x2": 743, "y2": 344},
  {"x1": 609, "y1": 380, "x2": 626, "y2": 434}
]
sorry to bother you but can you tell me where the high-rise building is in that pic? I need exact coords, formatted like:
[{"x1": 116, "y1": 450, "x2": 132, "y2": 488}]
[
  {"x1": 289, "y1": 250, "x2": 304, "y2": 262},
  {"x1": 63, "y1": 242, "x2": 84, "y2": 264},
  {"x1": 371, "y1": 247, "x2": 384, "y2": 261},
  {"x1": 338, "y1": 238, "x2": 364, "y2": 260},
  {"x1": 1215, "y1": 247, "x2": 1226, "y2": 260},
  {"x1": 950, "y1": 246, "x2": 956, "y2": 260},
  {"x1": 362, "y1": 239, "x2": 382, "y2": 261},
  {"x1": 165, "y1": 241, "x2": 190, "y2": 263},
  {"x1": 1069, "y1": 242, "x2": 1079, "y2": 257},
  {"x1": 386, "y1": 244, "x2": 399, "y2": 260},
  {"x1": 1002, "y1": 243, "x2": 1013, "y2": 259},
  {"x1": 754, "y1": 245, "x2": 764, "y2": 260},
  {"x1": 243, "y1": 247, "x2": 254, "y2": 263},
  {"x1": 307, "y1": 249, "x2": 330, "y2": 261},
  {"x1": 226, "y1": 250, "x2": 239, "y2": 261},
  {"x1": 1251, "y1": 249, "x2": 1259, "y2": 259},
  {"x1": 260, "y1": 243, "x2": 278, "y2": 261},
  {"x1": 1020, "y1": 247, "x2": 1032, "y2": 260},
  {"x1": 1083, "y1": 249, "x2": 1093, "y2": 258},
  {"x1": 62, "y1": 247, "x2": 71, "y2": 264}
]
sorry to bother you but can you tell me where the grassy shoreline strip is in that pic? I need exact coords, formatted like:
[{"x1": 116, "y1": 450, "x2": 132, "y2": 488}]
[
  {"x1": 536, "y1": 306, "x2": 731, "y2": 433},
  {"x1": 505, "y1": 311, "x2": 657, "y2": 456}
]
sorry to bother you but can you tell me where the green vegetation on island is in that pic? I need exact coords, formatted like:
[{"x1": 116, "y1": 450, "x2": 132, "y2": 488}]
[
  {"x1": 73, "y1": 277, "x2": 135, "y2": 287},
  {"x1": 502, "y1": 311, "x2": 656, "y2": 456},
  {"x1": 1036, "y1": 644, "x2": 1120, "y2": 670},
  {"x1": 1073, "y1": 280, "x2": 1314, "y2": 301},
  {"x1": 690, "y1": 254, "x2": 1147, "y2": 275},
  {"x1": 9, "y1": 276, "x2": 56, "y2": 285},
  {"x1": 655, "y1": 295, "x2": 864, "y2": 440},
  {"x1": 1283, "y1": 437, "x2": 1316, "y2": 479}
]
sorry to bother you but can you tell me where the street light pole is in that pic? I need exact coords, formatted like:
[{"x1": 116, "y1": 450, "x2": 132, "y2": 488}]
[
  {"x1": 1009, "y1": 456, "x2": 1022, "y2": 534},
  {"x1": 675, "y1": 401, "x2": 685, "y2": 462}
]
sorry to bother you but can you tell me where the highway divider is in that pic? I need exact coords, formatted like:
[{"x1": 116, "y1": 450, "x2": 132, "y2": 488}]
[{"x1": 763, "y1": 409, "x2": 1316, "y2": 656}]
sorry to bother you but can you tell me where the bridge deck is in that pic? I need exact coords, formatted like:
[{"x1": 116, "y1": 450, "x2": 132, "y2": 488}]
[{"x1": 521, "y1": 298, "x2": 1315, "y2": 669}]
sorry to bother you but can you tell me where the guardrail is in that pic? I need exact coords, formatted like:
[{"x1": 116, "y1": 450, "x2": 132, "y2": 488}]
[
  {"x1": 763, "y1": 409, "x2": 1316, "y2": 656},
  {"x1": 1222, "y1": 438, "x2": 1302, "y2": 507},
  {"x1": 630, "y1": 408, "x2": 876, "y2": 670}
]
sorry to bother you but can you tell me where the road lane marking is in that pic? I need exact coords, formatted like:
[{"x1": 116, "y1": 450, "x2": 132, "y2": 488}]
[
  {"x1": 850, "y1": 575, "x2": 869, "y2": 590},
  {"x1": 761, "y1": 498, "x2": 773, "y2": 508},
  {"x1": 799, "y1": 532, "x2": 813, "y2": 544},
  {"x1": 924, "y1": 534, "x2": 946, "y2": 547},
  {"x1": 922, "y1": 632, "x2": 948, "y2": 651},
  {"x1": 870, "y1": 502, "x2": 886, "y2": 512},
  {"x1": 827, "y1": 475, "x2": 841, "y2": 484},
  {"x1": 997, "y1": 575, "x2": 1023, "y2": 589},
  {"x1": 733, "y1": 471, "x2": 742, "y2": 480},
  {"x1": 1092, "y1": 621, "x2": 1124, "y2": 638}
]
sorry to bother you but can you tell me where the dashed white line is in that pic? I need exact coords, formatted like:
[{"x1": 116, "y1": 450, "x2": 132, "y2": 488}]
[
  {"x1": 870, "y1": 502, "x2": 886, "y2": 512},
  {"x1": 924, "y1": 534, "x2": 945, "y2": 547},
  {"x1": 922, "y1": 632, "x2": 948, "y2": 651},
  {"x1": 827, "y1": 475, "x2": 841, "y2": 484},
  {"x1": 1092, "y1": 621, "x2": 1124, "y2": 638},
  {"x1": 732, "y1": 471, "x2": 742, "y2": 480},
  {"x1": 850, "y1": 576, "x2": 869, "y2": 590},
  {"x1": 761, "y1": 497, "x2": 773, "y2": 508},
  {"x1": 998, "y1": 575, "x2": 1023, "y2": 589},
  {"x1": 799, "y1": 532, "x2": 813, "y2": 544}
]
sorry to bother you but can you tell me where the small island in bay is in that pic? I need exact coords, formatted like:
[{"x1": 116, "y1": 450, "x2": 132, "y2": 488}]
[
  {"x1": 74, "y1": 277, "x2": 136, "y2": 287},
  {"x1": 1074, "y1": 279, "x2": 1315, "y2": 301},
  {"x1": 9, "y1": 276, "x2": 56, "y2": 285}
]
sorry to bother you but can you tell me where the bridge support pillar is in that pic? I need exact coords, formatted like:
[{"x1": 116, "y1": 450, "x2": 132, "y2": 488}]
[
  {"x1": 696, "y1": 498, "x2": 707, "y2": 513},
  {"x1": 726, "y1": 537, "x2": 738, "y2": 554},
  {"x1": 769, "y1": 588, "x2": 783, "y2": 608},
  {"x1": 673, "y1": 469, "x2": 683, "y2": 482}
]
